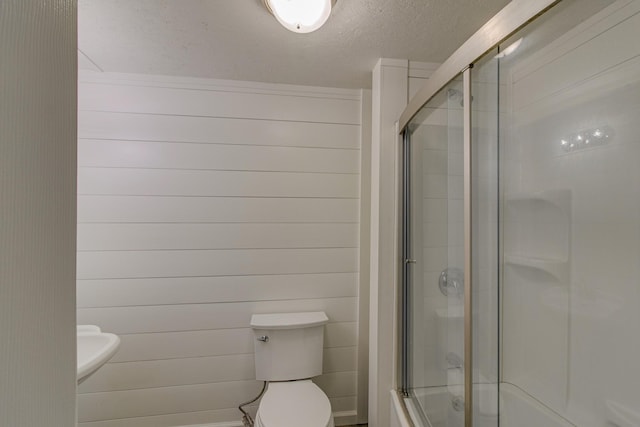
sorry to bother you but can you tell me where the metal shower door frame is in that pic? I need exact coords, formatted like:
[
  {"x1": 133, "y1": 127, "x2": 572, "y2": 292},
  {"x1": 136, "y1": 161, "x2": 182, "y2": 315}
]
[{"x1": 398, "y1": 1, "x2": 567, "y2": 426}]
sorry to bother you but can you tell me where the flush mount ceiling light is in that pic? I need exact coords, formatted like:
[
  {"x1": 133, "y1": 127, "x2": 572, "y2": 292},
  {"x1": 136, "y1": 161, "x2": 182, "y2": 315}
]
[{"x1": 263, "y1": 0, "x2": 336, "y2": 33}]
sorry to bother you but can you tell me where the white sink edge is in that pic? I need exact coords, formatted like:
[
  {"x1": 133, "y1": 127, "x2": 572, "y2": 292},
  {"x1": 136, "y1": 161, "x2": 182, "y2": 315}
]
[
  {"x1": 77, "y1": 329, "x2": 121, "y2": 384},
  {"x1": 77, "y1": 324, "x2": 101, "y2": 334}
]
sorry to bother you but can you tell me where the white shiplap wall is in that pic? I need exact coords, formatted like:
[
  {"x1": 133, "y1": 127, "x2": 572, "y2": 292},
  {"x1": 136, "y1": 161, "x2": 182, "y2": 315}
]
[{"x1": 76, "y1": 71, "x2": 362, "y2": 427}]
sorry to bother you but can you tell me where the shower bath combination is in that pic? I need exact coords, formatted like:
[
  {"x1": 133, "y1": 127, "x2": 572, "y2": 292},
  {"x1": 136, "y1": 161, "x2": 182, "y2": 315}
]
[{"x1": 396, "y1": 0, "x2": 640, "y2": 426}]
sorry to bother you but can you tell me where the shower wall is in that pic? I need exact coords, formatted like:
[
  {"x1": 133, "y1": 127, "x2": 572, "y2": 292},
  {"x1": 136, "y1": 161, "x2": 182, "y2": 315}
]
[
  {"x1": 501, "y1": 1, "x2": 640, "y2": 425},
  {"x1": 397, "y1": 2, "x2": 640, "y2": 427}
]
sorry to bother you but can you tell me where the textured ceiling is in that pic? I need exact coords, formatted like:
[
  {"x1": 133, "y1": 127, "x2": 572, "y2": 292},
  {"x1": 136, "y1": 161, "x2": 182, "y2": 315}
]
[{"x1": 78, "y1": 0, "x2": 510, "y2": 88}]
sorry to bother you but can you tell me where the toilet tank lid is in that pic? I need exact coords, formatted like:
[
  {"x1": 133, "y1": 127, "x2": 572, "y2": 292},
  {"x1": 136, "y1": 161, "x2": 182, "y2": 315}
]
[{"x1": 251, "y1": 312, "x2": 328, "y2": 330}]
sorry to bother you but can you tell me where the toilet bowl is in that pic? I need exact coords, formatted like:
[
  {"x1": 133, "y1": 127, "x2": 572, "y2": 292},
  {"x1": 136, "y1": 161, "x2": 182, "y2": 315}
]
[
  {"x1": 254, "y1": 380, "x2": 334, "y2": 427},
  {"x1": 250, "y1": 312, "x2": 334, "y2": 427}
]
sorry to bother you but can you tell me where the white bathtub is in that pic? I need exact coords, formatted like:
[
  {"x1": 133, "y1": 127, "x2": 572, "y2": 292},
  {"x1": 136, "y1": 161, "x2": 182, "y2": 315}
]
[
  {"x1": 500, "y1": 383, "x2": 573, "y2": 427},
  {"x1": 391, "y1": 382, "x2": 574, "y2": 427}
]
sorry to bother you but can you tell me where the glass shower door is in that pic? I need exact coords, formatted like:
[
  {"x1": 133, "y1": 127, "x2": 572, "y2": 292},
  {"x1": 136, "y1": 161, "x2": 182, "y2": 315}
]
[
  {"x1": 401, "y1": 2, "x2": 639, "y2": 427},
  {"x1": 404, "y1": 78, "x2": 466, "y2": 427},
  {"x1": 495, "y1": 1, "x2": 639, "y2": 425}
]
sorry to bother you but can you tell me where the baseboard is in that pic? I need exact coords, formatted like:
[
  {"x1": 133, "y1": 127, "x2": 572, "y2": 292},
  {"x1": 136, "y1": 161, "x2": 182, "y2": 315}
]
[
  {"x1": 183, "y1": 423, "x2": 243, "y2": 427},
  {"x1": 181, "y1": 410, "x2": 358, "y2": 427},
  {"x1": 334, "y1": 410, "x2": 358, "y2": 426}
]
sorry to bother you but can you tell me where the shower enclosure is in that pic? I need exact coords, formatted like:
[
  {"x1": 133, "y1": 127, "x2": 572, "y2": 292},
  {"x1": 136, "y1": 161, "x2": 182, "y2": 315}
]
[{"x1": 398, "y1": 0, "x2": 640, "y2": 426}]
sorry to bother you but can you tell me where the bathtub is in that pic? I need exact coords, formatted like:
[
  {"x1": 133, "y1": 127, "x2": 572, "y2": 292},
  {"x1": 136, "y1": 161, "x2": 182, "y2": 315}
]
[
  {"x1": 391, "y1": 382, "x2": 574, "y2": 427},
  {"x1": 500, "y1": 383, "x2": 574, "y2": 427}
]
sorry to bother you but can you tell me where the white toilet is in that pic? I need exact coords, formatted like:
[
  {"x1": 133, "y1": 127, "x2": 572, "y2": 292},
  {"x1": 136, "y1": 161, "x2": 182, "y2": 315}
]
[{"x1": 250, "y1": 311, "x2": 335, "y2": 427}]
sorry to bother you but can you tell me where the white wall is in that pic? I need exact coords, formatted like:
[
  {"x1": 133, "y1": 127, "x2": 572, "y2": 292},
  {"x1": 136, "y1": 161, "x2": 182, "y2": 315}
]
[
  {"x1": 409, "y1": 63, "x2": 439, "y2": 100},
  {"x1": 76, "y1": 71, "x2": 364, "y2": 426},
  {"x1": 0, "y1": 1, "x2": 77, "y2": 426},
  {"x1": 357, "y1": 88, "x2": 373, "y2": 425},
  {"x1": 370, "y1": 58, "x2": 408, "y2": 427},
  {"x1": 369, "y1": 59, "x2": 439, "y2": 427}
]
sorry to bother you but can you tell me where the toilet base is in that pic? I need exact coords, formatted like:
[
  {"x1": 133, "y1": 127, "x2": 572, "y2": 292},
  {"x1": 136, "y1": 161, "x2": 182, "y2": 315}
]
[{"x1": 254, "y1": 380, "x2": 334, "y2": 427}]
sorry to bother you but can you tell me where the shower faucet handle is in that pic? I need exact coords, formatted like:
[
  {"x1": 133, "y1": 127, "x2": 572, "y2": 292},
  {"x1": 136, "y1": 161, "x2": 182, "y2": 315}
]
[
  {"x1": 446, "y1": 351, "x2": 463, "y2": 368},
  {"x1": 439, "y1": 267, "x2": 464, "y2": 297}
]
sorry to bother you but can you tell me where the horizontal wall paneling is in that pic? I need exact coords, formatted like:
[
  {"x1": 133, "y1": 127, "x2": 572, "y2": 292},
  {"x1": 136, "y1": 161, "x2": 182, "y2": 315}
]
[
  {"x1": 106, "y1": 322, "x2": 357, "y2": 363},
  {"x1": 77, "y1": 196, "x2": 359, "y2": 223},
  {"x1": 77, "y1": 248, "x2": 357, "y2": 279},
  {"x1": 77, "y1": 297, "x2": 358, "y2": 334},
  {"x1": 77, "y1": 168, "x2": 359, "y2": 198},
  {"x1": 77, "y1": 72, "x2": 362, "y2": 425},
  {"x1": 79, "y1": 347, "x2": 357, "y2": 394},
  {"x1": 77, "y1": 273, "x2": 358, "y2": 308},
  {"x1": 78, "y1": 111, "x2": 360, "y2": 149},
  {"x1": 78, "y1": 139, "x2": 359, "y2": 174},
  {"x1": 77, "y1": 223, "x2": 358, "y2": 251},
  {"x1": 79, "y1": 83, "x2": 360, "y2": 125}
]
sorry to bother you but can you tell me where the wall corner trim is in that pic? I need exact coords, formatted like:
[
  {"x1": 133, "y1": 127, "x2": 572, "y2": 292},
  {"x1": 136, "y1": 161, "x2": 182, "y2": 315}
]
[
  {"x1": 369, "y1": 57, "x2": 409, "y2": 427},
  {"x1": 377, "y1": 58, "x2": 410, "y2": 69}
]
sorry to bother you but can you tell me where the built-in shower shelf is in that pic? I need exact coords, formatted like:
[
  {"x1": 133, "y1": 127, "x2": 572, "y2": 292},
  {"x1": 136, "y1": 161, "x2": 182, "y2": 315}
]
[
  {"x1": 504, "y1": 189, "x2": 572, "y2": 266},
  {"x1": 504, "y1": 254, "x2": 569, "y2": 281}
]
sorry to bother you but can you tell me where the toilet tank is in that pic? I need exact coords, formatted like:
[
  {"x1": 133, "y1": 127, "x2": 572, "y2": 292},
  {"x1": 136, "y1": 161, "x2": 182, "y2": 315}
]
[{"x1": 250, "y1": 312, "x2": 328, "y2": 381}]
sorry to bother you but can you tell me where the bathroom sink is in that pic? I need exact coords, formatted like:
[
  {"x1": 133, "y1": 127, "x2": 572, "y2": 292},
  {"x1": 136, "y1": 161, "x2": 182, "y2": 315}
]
[{"x1": 77, "y1": 325, "x2": 120, "y2": 384}]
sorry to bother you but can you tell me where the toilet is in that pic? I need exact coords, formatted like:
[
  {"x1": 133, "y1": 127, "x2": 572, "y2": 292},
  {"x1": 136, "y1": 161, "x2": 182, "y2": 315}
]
[{"x1": 250, "y1": 311, "x2": 335, "y2": 427}]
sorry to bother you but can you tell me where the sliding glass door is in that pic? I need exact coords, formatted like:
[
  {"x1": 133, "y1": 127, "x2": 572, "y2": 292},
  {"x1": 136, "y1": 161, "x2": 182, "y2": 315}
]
[
  {"x1": 496, "y1": 1, "x2": 638, "y2": 425},
  {"x1": 401, "y1": 1, "x2": 638, "y2": 427},
  {"x1": 403, "y1": 78, "x2": 467, "y2": 427}
]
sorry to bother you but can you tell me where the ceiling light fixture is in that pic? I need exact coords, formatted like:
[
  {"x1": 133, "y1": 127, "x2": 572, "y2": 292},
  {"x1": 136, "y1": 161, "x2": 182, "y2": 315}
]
[{"x1": 264, "y1": 0, "x2": 336, "y2": 34}]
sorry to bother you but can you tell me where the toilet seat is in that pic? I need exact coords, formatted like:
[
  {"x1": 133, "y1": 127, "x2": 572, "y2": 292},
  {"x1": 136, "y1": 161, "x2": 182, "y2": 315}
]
[{"x1": 255, "y1": 380, "x2": 334, "y2": 427}]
